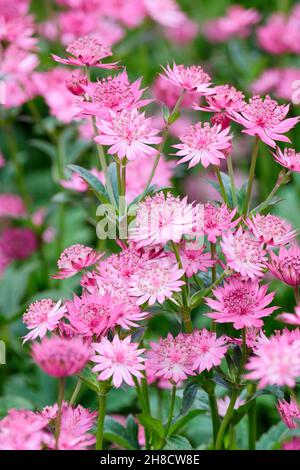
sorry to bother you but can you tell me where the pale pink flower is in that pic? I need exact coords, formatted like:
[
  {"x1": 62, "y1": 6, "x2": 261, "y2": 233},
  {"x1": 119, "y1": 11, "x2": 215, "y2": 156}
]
[
  {"x1": 277, "y1": 399, "x2": 300, "y2": 429},
  {"x1": 65, "y1": 72, "x2": 88, "y2": 96},
  {"x1": 144, "y1": 0, "x2": 186, "y2": 28},
  {"x1": 268, "y1": 245, "x2": 300, "y2": 287},
  {"x1": 146, "y1": 333, "x2": 196, "y2": 383},
  {"x1": 229, "y1": 95, "x2": 299, "y2": 148},
  {"x1": 252, "y1": 68, "x2": 300, "y2": 102},
  {"x1": 99, "y1": 0, "x2": 146, "y2": 29},
  {"x1": 129, "y1": 259, "x2": 184, "y2": 305},
  {"x1": 32, "y1": 336, "x2": 91, "y2": 377},
  {"x1": 204, "y1": 5, "x2": 260, "y2": 43},
  {"x1": 221, "y1": 227, "x2": 267, "y2": 279},
  {"x1": 79, "y1": 71, "x2": 151, "y2": 118},
  {"x1": 282, "y1": 438, "x2": 300, "y2": 451},
  {"x1": 54, "y1": 244, "x2": 102, "y2": 279},
  {"x1": 173, "y1": 122, "x2": 232, "y2": 168},
  {"x1": 95, "y1": 109, "x2": 161, "y2": 161},
  {"x1": 52, "y1": 36, "x2": 118, "y2": 68},
  {"x1": 169, "y1": 242, "x2": 215, "y2": 278},
  {"x1": 245, "y1": 331, "x2": 300, "y2": 388},
  {"x1": 160, "y1": 63, "x2": 212, "y2": 94},
  {"x1": 217, "y1": 396, "x2": 245, "y2": 417},
  {"x1": 0, "y1": 154, "x2": 5, "y2": 168},
  {"x1": 153, "y1": 75, "x2": 198, "y2": 109},
  {"x1": 91, "y1": 335, "x2": 145, "y2": 388},
  {"x1": 246, "y1": 214, "x2": 297, "y2": 247},
  {"x1": 257, "y1": 14, "x2": 290, "y2": 55},
  {"x1": 203, "y1": 203, "x2": 239, "y2": 243},
  {"x1": 277, "y1": 305, "x2": 300, "y2": 326},
  {"x1": 130, "y1": 192, "x2": 197, "y2": 247},
  {"x1": 190, "y1": 329, "x2": 228, "y2": 373},
  {"x1": 23, "y1": 299, "x2": 67, "y2": 343},
  {"x1": 0, "y1": 228, "x2": 37, "y2": 261},
  {"x1": 205, "y1": 278, "x2": 277, "y2": 329},
  {"x1": 164, "y1": 18, "x2": 198, "y2": 45},
  {"x1": 0, "y1": 193, "x2": 26, "y2": 218},
  {"x1": 0, "y1": 409, "x2": 49, "y2": 450},
  {"x1": 273, "y1": 147, "x2": 300, "y2": 173}
]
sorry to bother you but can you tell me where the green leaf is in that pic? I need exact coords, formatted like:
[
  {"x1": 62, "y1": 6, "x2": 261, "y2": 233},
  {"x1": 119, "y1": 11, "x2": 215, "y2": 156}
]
[
  {"x1": 78, "y1": 367, "x2": 100, "y2": 393},
  {"x1": 168, "y1": 111, "x2": 180, "y2": 125},
  {"x1": 180, "y1": 383, "x2": 199, "y2": 415},
  {"x1": 68, "y1": 164, "x2": 109, "y2": 203},
  {"x1": 125, "y1": 415, "x2": 140, "y2": 450},
  {"x1": 208, "y1": 172, "x2": 233, "y2": 206},
  {"x1": 0, "y1": 263, "x2": 37, "y2": 318},
  {"x1": 137, "y1": 413, "x2": 165, "y2": 439},
  {"x1": 169, "y1": 409, "x2": 205, "y2": 436},
  {"x1": 107, "y1": 162, "x2": 119, "y2": 202},
  {"x1": 30, "y1": 139, "x2": 56, "y2": 159},
  {"x1": 256, "y1": 422, "x2": 288, "y2": 450},
  {"x1": 0, "y1": 396, "x2": 34, "y2": 417},
  {"x1": 164, "y1": 435, "x2": 193, "y2": 450},
  {"x1": 103, "y1": 416, "x2": 138, "y2": 450}
]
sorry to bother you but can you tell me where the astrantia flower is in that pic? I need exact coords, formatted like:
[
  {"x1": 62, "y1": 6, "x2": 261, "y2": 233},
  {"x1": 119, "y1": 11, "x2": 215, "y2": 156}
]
[
  {"x1": 245, "y1": 331, "x2": 300, "y2": 388},
  {"x1": 52, "y1": 36, "x2": 118, "y2": 68},
  {"x1": 273, "y1": 147, "x2": 300, "y2": 173},
  {"x1": 54, "y1": 244, "x2": 102, "y2": 279},
  {"x1": 221, "y1": 228, "x2": 267, "y2": 279},
  {"x1": 23, "y1": 299, "x2": 67, "y2": 342},
  {"x1": 160, "y1": 63, "x2": 212, "y2": 94},
  {"x1": 205, "y1": 278, "x2": 277, "y2": 329},
  {"x1": 32, "y1": 336, "x2": 91, "y2": 377},
  {"x1": 146, "y1": 333, "x2": 195, "y2": 384},
  {"x1": 277, "y1": 305, "x2": 300, "y2": 326},
  {"x1": 129, "y1": 259, "x2": 184, "y2": 305},
  {"x1": 95, "y1": 109, "x2": 161, "y2": 161},
  {"x1": 144, "y1": 0, "x2": 186, "y2": 28},
  {"x1": 66, "y1": 292, "x2": 123, "y2": 338},
  {"x1": 173, "y1": 122, "x2": 232, "y2": 168},
  {"x1": 246, "y1": 214, "x2": 297, "y2": 246},
  {"x1": 65, "y1": 72, "x2": 88, "y2": 96},
  {"x1": 217, "y1": 396, "x2": 245, "y2": 417},
  {"x1": 203, "y1": 203, "x2": 238, "y2": 243},
  {"x1": 277, "y1": 399, "x2": 300, "y2": 429},
  {"x1": 282, "y1": 438, "x2": 300, "y2": 451},
  {"x1": 91, "y1": 335, "x2": 145, "y2": 388},
  {"x1": 0, "y1": 193, "x2": 26, "y2": 218},
  {"x1": 0, "y1": 228, "x2": 37, "y2": 261},
  {"x1": 190, "y1": 329, "x2": 228, "y2": 373},
  {"x1": 169, "y1": 242, "x2": 215, "y2": 278},
  {"x1": 268, "y1": 245, "x2": 300, "y2": 287},
  {"x1": 0, "y1": 409, "x2": 49, "y2": 450},
  {"x1": 130, "y1": 192, "x2": 197, "y2": 247},
  {"x1": 229, "y1": 95, "x2": 299, "y2": 148}
]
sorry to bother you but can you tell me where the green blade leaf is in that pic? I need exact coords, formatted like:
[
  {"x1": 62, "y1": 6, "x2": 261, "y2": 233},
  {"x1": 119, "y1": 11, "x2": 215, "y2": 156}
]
[{"x1": 68, "y1": 164, "x2": 109, "y2": 204}]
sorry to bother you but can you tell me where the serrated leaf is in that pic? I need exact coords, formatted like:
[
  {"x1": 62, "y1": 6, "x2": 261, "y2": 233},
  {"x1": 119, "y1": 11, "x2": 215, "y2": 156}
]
[
  {"x1": 125, "y1": 415, "x2": 140, "y2": 450},
  {"x1": 68, "y1": 164, "x2": 109, "y2": 203},
  {"x1": 164, "y1": 435, "x2": 192, "y2": 450},
  {"x1": 256, "y1": 422, "x2": 288, "y2": 450},
  {"x1": 104, "y1": 416, "x2": 138, "y2": 450},
  {"x1": 137, "y1": 413, "x2": 165, "y2": 439},
  {"x1": 180, "y1": 383, "x2": 199, "y2": 415}
]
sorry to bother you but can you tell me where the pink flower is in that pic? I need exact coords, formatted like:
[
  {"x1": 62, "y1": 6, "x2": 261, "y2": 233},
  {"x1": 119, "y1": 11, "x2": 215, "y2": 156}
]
[
  {"x1": 153, "y1": 75, "x2": 198, "y2": 110},
  {"x1": 130, "y1": 192, "x2": 197, "y2": 247},
  {"x1": 246, "y1": 214, "x2": 297, "y2": 246},
  {"x1": 0, "y1": 193, "x2": 26, "y2": 218},
  {"x1": 54, "y1": 244, "x2": 102, "y2": 279},
  {"x1": 229, "y1": 95, "x2": 299, "y2": 148},
  {"x1": 203, "y1": 203, "x2": 239, "y2": 243},
  {"x1": 146, "y1": 333, "x2": 196, "y2": 384},
  {"x1": 221, "y1": 228, "x2": 267, "y2": 279},
  {"x1": 23, "y1": 299, "x2": 67, "y2": 343},
  {"x1": 91, "y1": 335, "x2": 145, "y2": 388},
  {"x1": 52, "y1": 36, "x2": 118, "y2": 68},
  {"x1": 65, "y1": 72, "x2": 88, "y2": 96},
  {"x1": 95, "y1": 109, "x2": 161, "y2": 161},
  {"x1": 273, "y1": 147, "x2": 300, "y2": 173},
  {"x1": 0, "y1": 154, "x2": 5, "y2": 168},
  {"x1": 0, "y1": 228, "x2": 37, "y2": 261},
  {"x1": 164, "y1": 18, "x2": 198, "y2": 45},
  {"x1": 217, "y1": 396, "x2": 245, "y2": 417},
  {"x1": 169, "y1": 242, "x2": 215, "y2": 278},
  {"x1": 190, "y1": 329, "x2": 228, "y2": 373},
  {"x1": 32, "y1": 336, "x2": 91, "y2": 377},
  {"x1": 173, "y1": 123, "x2": 232, "y2": 168},
  {"x1": 277, "y1": 305, "x2": 300, "y2": 326},
  {"x1": 129, "y1": 258, "x2": 184, "y2": 305},
  {"x1": 205, "y1": 278, "x2": 277, "y2": 329},
  {"x1": 245, "y1": 331, "x2": 300, "y2": 388},
  {"x1": 144, "y1": 0, "x2": 186, "y2": 28},
  {"x1": 268, "y1": 245, "x2": 300, "y2": 287},
  {"x1": 160, "y1": 63, "x2": 212, "y2": 94},
  {"x1": 282, "y1": 438, "x2": 300, "y2": 451},
  {"x1": 252, "y1": 68, "x2": 300, "y2": 102},
  {"x1": 60, "y1": 168, "x2": 103, "y2": 192},
  {"x1": 257, "y1": 14, "x2": 290, "y2": 55},
  {"x1": 79, "y1": 71, "x2": 151, "y2": 118},
  {"x1": 277, "y1": 399, "x2": 300, "y2": 429},
  {"x1": 0, "y1": 409, "x2": 49, "y2": 450}
]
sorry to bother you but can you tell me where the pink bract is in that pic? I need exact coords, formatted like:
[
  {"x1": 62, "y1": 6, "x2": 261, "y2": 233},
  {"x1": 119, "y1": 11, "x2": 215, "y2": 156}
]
[{"x1": 23, "y1": 299, "x2": 67, "y2": 342}]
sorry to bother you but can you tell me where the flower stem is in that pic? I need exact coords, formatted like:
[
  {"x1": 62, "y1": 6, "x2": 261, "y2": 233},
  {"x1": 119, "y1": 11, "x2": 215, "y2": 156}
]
[
  {"x1": 171, "y1": 241, "x2": 193, "y2": 333},
  {"x1": 243, "y1": 137, "x2": 259, "y2": 215},
  {"x1": 247, "y1": 383, "x2": 257, "y2": 450},
  {"x1": 164, "y1": 385, "x2": 177, "y2": 437},
  {"x1": 69, "y1": 378, "x2": 82, "y2": 406},
  {"x1": 55, "y1": 377, "x2": 65, "y2": 449},
  {"x1": 215, "y1": 388, "x2": 239, "y2": 450},
  {"x1": 251, "y1": 170, "x2": 291, "y2": 214},
  {"x1": 294, "y1": 286, "x2": 300, "y2": 304},
  {"x1": 227, "y1": 154, "x2": 237, "y2": 207},
  {"x1": 214, "y1": 166, "x2": 229, "y2": 205},
  {"x1": 208, "y1": 392, "x2": 220, "y2": 445},
  {"x1": 96, "y1": 389, "x2": 107, "y2": 450},
  {"x1": 242, "y1": 327, "x2": 248, "y2": 366}
]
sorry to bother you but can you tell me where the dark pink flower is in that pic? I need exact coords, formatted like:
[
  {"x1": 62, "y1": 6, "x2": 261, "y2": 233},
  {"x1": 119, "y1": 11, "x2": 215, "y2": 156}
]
[{"x1": 54, "y1": 244, "x2": 102, "y2": 279}]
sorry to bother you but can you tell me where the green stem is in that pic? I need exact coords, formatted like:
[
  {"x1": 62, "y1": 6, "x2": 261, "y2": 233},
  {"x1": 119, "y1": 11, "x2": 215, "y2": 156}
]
[
  {"x1": 133, "y1": 377, "x2": 150, "y2": 449},
  {"x1": 69, "y1": 378, "x2": 82, "y2": 406},
  {"x1": 247, "y1": 384, "x2": 257, "y2": 450},
  {"x1": 242, "y1": 327, "x2": 247, "y2": 366},
  {"x1": 96, "y1": 390, "x2": 107, "y2": 450},
  {"x1": 215, "y1": 388, "x2": 239, "y2": 450},
  {"x1": 294, "y1": 287, "x2": 300, "y2": 304},
  {"x1": 215, "y1": 166, "x2": 229, "y2": 205},
  {"x1": 208, "y1": 393, "x2": 220, "y2": 445},
  {"x1": 171, "y1": 241, "x2": 193, "y2": 333},
  {"x1": 227, "y1": 154, "x2": 237, "y2": 207},
  {"x1": 251, "y1": 170, "x2": 291, "y2": 214},
  {"x1": 164, "y1": 385, "x2": 177, "y2": 437},
  {"x1": 243, "y1": 137, "x2": 259, "y2": 215},
  {"x1": 55, "y1": 377, "x2": 65, "y2": 449}
]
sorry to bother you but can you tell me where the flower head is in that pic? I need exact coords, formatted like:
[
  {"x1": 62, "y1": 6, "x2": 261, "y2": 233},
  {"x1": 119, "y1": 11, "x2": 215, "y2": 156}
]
[
  {"x1": 246, "y1": 213, "x2": 297, "y2": 246},
  {"x1": 91, "y1": 335, "x2": 145, "y2": 388},
  {"x1": 190, "y1": 329, "x2": 228, "y2": 373},
  {"x1": 52, "y1": 36, "x2": 118, "y2": 68},
  {"x1": 130, "y1": 192, "x2": 197, "y2": 247},
  {"x1": 23, "y1": 299, "x2": 66, "y2": 342},
  {"x1": 245, "y1": 330, "x2": 300, "y2": 388},
  {"x1": 160, "y1": 63, "x2": 212, "y2": 94},
  {"x1": 0, "y1": 227, "x2": 37, "y2": 261},
  {"x1": 282, "y1": 438, "x2": 300, "y2": 451},
  {"x1": 0, "y1": 409, "x2": 49, "y2": 450},
  {"x1": 229, "y1": 95, "x2": 299, "y2": 148},
  {"x1": 0, "y1": 193, "x2": 26, "y2": 218},
  {"x1": 277, "y1": 305, "x2": 300, "y2": 326},
  {"x1": 95, "y1": 109, "x2": 161, "y2": 161},
  {"x1": 205, "y1": 278, "x2": 277, "y2": 329},
  {"x1": 273, "y1": 147, "x2": 300, "y2": 173},
  {"x1": 277, "y1": 399, "x2": 300, "y2": 429},
  {"x1": 268, "y1": 245, "x2": 300, "y2": 287},
  {"x1": 169, "y1": 242, "x2": 215, "y2": 278},
  {"x1": 32, "y1": 336, "x2": 91, "y2": 377},
  {"x1": 203, "y1": 203, "x2": 238, "y2": 243},
  {"x1": 173, "y1": 122, "x2": 232, "y2": 168},
  {"x1": 54, "y1": 244, "x2": 102, "y2": 279},
  {"x1": 221, "y1": 227, "x2": 267, "y2": 279}
]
